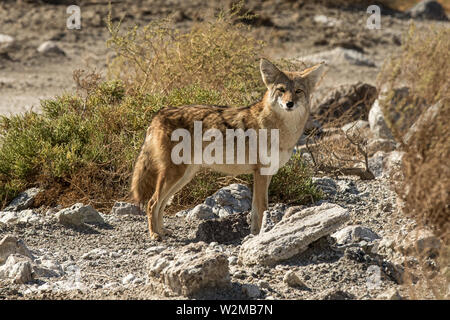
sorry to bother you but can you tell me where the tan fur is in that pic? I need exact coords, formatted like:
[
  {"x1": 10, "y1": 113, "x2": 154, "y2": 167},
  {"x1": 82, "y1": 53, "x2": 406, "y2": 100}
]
[{"x1": 131, "y1": 59, "x2": 324, "y2": 240}]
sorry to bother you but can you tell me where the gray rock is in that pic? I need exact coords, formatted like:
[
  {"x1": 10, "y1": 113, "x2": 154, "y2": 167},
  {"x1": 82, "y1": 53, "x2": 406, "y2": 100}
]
[
  {"x1": 56, "y1": 203, "x2": 104, "y2": 226},
  {"x1": 377, "y1": 287, "x2": 402, "y2": 300},
  {"x1": 283, "y1": 271, "x2": 306, "y2": 288},
  {"x1": 242, "y1": 284, "x2": 261, "y2": 298},
  {"x1": 399, "y1": 228, "x2": 440, "y2": 255},
  {"x1": 367, "y1": 138, "x2": 396, "y2": 156},
  {"x1": 312, "y1": 82, "x2": 377, "y2": 123},
  {"x1": 0, "y1": 34, "x2": 14, "y2": 53},
  {"x1": 4, "y1": 187, "x2": 41, "y2": 211},
  {"x1": 0, "y1": 235, "x2": 34, "y2": 264},
  {"x1": 341, "y1": 120, "x2": 370, "y2": 139},
  {"x1": 407, "y1": 0, "x2": 448, "y2": 21},
  {"x1": 261, "y1": 203, "x2": 287, "y2": 233},
  {"x1": 368, "y1": 99, "x2": 394, "y2": 140},
  {"x1": 32, "y1": 258, "x2": 64, "y2": 278},
  {"x1": 147, "y1": 242, "x2": 230, "y2": 296},
  {"x1": 301, "y1": 48, "x2": 376, "y2": 67},
  {"x1": 110, "y1": 202, "x2": 143, "y2": 216},
  {"x1": 312, "y1": 177, "x2": 337, "y2": 195},
  {"x1": 332, "y1": 225, "x2": 380, "y2": 245},
  {"x1": 239, "y1": 203, "x2": 349, "y2": 266},
  {"x1": 0, "y1": 254, "x2": 33, "y2": 284},
  {"x1": 186, "y1": 204, "x2": 216, "y2": 220},
  {"x1": 204, "y1": 183, "x2": 252, "y2": 217},
  {"x1": 37, "y1": 41, "x2": 66, "y2": 55},
  {"x1": 179, "y1": 184, "x2": 252, "y2": 220},
  {"x1": 368, "y1": 150, "x2": 404, "y2": 179},
  {"x1": 403, "y1": 100, "x2": 443, "y2": 144},
  {"x1": 0, "y1": 210, "x2": 42, "y2": 225}
]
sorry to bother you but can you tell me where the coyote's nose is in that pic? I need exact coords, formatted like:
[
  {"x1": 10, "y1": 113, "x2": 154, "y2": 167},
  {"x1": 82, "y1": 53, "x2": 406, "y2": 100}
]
[{"x1": 286, "y1": 101, "x2": 294, "y2": 109}]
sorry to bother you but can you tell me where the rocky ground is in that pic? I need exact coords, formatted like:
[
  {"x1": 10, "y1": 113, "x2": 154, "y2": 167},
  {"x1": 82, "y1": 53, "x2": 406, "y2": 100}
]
[{"x1": 0, "y1": 0, "x2": 448, "y2": 300}]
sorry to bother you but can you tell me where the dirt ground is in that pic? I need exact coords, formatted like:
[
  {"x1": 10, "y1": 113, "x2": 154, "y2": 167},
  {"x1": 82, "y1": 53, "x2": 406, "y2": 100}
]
[{"x1": 0, "y1": 0, "x2": 447, "y2": 300}]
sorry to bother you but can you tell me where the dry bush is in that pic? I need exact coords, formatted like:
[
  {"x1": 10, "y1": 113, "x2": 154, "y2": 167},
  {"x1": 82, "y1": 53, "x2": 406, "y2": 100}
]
[
  {"x1": 303, "y1": 83, "x2": 378, "y2": 180},
  {"x1": 106, "y1": 3, "x2": 265, "y2": 106},
  {"x1": 378, "y1": 23, "x2": 449, "y2": 299},
  {"x1": 377, "y1": 23, "x2": 450, "y2": 141}
]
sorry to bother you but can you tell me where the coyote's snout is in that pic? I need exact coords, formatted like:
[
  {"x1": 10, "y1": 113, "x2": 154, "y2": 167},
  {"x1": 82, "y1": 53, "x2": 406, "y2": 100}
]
[{"x1": 131, "y1": 58, "x2": 324, "y2": 240}]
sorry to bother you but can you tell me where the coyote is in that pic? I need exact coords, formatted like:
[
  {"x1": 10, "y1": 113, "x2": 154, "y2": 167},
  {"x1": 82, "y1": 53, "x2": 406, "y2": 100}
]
[{"x1": 131, "y1": 58, "x2": 324, "y2": 240}]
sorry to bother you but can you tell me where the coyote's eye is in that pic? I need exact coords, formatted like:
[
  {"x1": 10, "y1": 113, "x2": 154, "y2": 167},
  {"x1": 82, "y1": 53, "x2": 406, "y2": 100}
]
[
  {"x1": 295, "y1": 89, "x2": 304, "y2": 95},
  {"x1": 277, "y1": 87, "x2": 286, "y2": 93}
]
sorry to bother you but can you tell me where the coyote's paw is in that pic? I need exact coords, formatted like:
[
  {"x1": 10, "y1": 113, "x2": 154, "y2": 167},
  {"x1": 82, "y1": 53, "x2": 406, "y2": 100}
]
[{"x1": 149, "y1": 231, "x2": 163, "y2": 241}]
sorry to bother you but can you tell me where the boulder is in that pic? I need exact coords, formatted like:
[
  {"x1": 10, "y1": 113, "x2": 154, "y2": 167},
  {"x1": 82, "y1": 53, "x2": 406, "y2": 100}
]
[
  {"x1": 283, "y1": 271, "x2": 306, "y2": 288},
  {"x1": 110, "y1": 201, "x2": 143, "y2": 216},
  {"x1": 239, "y1": 203, "x2": 349, "y2": 266},
  {"x1": 186, "y1": 204, "x2": 215, "y2": 220},
  {"x1": 0, "y1": 235, "x2": 34, "y2": 264},
  {"x1": 4, "y1": 187, "x2": 41, "y2": 211},
  {"x1": 367, "y1": 138, "x2": 396, "y2": 156},
  {"x1": 0, "y1": 34, "x2": 14, "y2": 53},
  {"x1": 37, "y1": 41, "x2": 66, "y2": 55},
  {"x1": 403, "y1": 100, "x2": 443, "y2": 144},
  {"x1": 312, "y1": 82, "x2": 377, "y2": 124},
  {"x1": 300, "y1": 48, "x2": 376, "y2": 68},
  {"x1": 399, "y1": 228, "x2": 440, "y2": 255},
  {"x1": 261, "y1": 203, "x2": 287, "y2": 233},
  {"x1": 407, "y1": 0, "x2": 448, "y2": 21},
  {"x1": 332, "y1": 225, "x2": 380, "y2": 245},
  {"x1": 341, "y1": 120, "x2": 370, "y2": 139},
  {"x1": 147, "y1": 242, "x2": 230, "y2": 296},
  {"x1": 56, "y1": 203, "x2": 104, "y2": 226},
  {"x1": 178, "y1": 184, "x2": 252, "y2": 220},
  {"x1": 0, "y1": 254, "x2": 33, "y2": 284},
  {"x1": 368, "y1": 99, "x2": 394, "y2": 140},
  {"x1": 0, "y1": 210, "x2": 42, "y2": 225}
]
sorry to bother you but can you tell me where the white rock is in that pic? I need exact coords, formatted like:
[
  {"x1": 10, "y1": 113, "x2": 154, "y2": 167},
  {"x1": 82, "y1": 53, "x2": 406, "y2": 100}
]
[
  {"x1": 122, "y1": 274, "x2": 136, "y2": 285},
  {"x1": 0, "y1": 254, "x2": 33, "y2": 284},
  {"x1": 186, "y1": 204, "x2": 215, "y2": 220},
  {"x1": 0, "y1": 235, "x2": 34, "y2": 264},
  {"x1": 147, "y1": 242, "x2": 230, "y2": 296},
  {"x1": 56, "y1": 203, "x2": 104, "y2": 226},
  {"x1": 110, "y1": 202, "x2": 143, "y2": 215},
  {"x1": 332, "y1": 225, "x2": 380, "y2": 245},
  {"x1": 0, "y1": 34, "x2": 14, "y2": 52},
  {"x1": 37, "y1": 41, "x2": 66, "y2": 55},
  {"x1": 368, "y1": 99, "x2": 394, "y2": 140},
  {"x1": 180, "y1": 184, "x2": 252, "y2": 219},
  {"x1": 239, "y1": 203, "x2": 349, "y2": 266},
  {"x1": 300, "y1": 48, "x2": 376, "y2": 67}
]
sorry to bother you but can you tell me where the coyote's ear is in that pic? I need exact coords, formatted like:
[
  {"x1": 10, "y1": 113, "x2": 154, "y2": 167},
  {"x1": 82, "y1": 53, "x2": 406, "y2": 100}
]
[
  {"x1": 260, "y1": 58, "x2": 283, "y2": 87},
  {"x1": 300, "y1": 62, "x2": 325, "y2": 91}
]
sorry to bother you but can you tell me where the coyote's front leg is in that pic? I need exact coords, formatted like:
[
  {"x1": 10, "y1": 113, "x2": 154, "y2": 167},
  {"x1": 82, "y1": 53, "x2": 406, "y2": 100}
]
[{"x1": 250, "y1": 171, "x2": 272, "y2": 235}]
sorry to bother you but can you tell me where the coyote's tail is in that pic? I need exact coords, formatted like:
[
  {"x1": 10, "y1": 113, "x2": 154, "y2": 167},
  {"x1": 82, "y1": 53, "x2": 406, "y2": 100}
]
[{"x1": 131, "y1": 135, "x2": 156, "y2": 206}]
